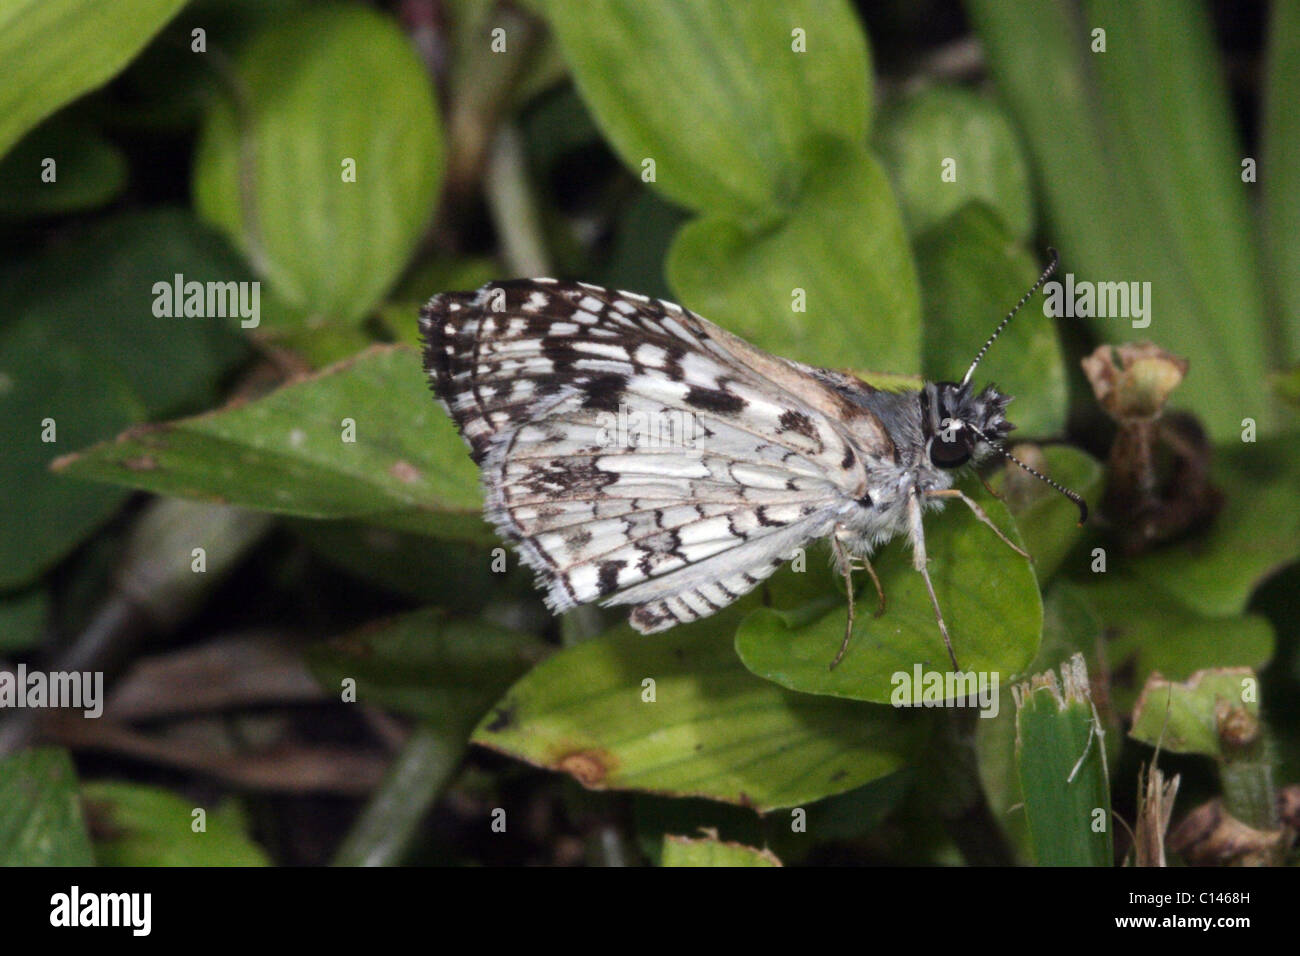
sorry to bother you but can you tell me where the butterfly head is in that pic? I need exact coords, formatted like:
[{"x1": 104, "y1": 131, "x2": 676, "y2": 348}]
[{"x1": 920, "y1": 380, "x2": 1012, "y2": 470}]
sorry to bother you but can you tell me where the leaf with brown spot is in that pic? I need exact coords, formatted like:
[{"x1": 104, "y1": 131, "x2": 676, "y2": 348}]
[{"x1": 472, "y1": 606, "x2": 912, "y2": 811}]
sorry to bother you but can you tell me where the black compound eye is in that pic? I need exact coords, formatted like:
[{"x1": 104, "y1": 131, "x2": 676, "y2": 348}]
[{"x1": 929, "y1": 422, "x2": 972, "y2": 468}]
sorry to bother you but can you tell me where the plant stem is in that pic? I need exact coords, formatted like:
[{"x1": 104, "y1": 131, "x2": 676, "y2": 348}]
[{"x1": 331, "y1": 721, "x2": 467, "y2": 866}]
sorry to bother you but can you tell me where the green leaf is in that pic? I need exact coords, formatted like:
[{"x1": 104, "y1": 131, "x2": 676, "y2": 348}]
[
  {"x1": 967, "y1": 0, "x2": 1274, "y2": 443},
  {"x1": 1061, "y1": 579, "x2": 1274, "y2": 712},
  {"x1": 0, "y1": 117, "x2": 126, "y2": 218},
  {"x1": 51, "y1": 346, "x2": 492, "y2": 541},
  {"x1": 1129, "y1": 668, "x2": 1258, "y2": 759},
  {"x1": 1125, "y1": 437, "x2": 1300, "y2": 617},
  {"x1": 1014, "y1": 654, "x2": 1112, "y2": 866},
  {"x1": 193, "y1": 3, "x2": 443, "y2": 324},
  {"x1": 661, "y1": 832, "x2": 781, "y2": 867},
  {"x1": 537, "y1": 0, "x2": 870, "y2": 218},
  {"x1": 735, "y1": 482, "x2": 1040, "y2": 703},
  {"x1": 990, "y1": 445, "x2": 1104, "y2": 582},
  {"x1": 876, "y1": 85, "x2": 1034, "y2": 239},
  {"x1": 0, "y1": 0, "x2": 187, "y2": 159},
  {"x1": 82, "y1": 782, "x2": 269, "y2": 866},
  {"x1": 0, "y1": 209, "x2": 249, "y2": 417},
  {"x1": 0, "y1": 748, "x2": 94, "y2": 866},
  {"x1": 1264, "y1": 1, "x2": 1300, "y2": 362},
  {"x1": 0, "y1": 320, "x2": 140, "y2": 589},
  {"x1": 0, "y1": 586, "x2": 50, "y2": 653},
  {"x1": 472, "y1": 610, "x2": 912, "y2": 812},
  {"x1": 915, "y1": 203, "x2": 1066, "y2": 436},
  {"x1": 306, "y1": 607, "x2": 547, "y2": 727},
  {"x1": 669, "y1": 138, "x2": 921, "y2": 374}
]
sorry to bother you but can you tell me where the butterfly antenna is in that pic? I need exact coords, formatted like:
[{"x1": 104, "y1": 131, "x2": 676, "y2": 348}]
[
  {"x1": 967, "y1": 423, "x2": 1088, "y2": 524},
  {"x1": 961, "y1": 248, "x2": 1060, "y2": 386}
]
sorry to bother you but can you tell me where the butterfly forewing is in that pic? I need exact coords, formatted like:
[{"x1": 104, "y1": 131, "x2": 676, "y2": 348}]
[{"x1": 420, "y1": 280, "x2": 876, "y2": 631}]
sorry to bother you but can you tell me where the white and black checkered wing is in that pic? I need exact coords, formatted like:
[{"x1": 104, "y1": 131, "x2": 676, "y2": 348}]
[{"x1": 420, "y1": 280, "x2": 886, "y2": 632}]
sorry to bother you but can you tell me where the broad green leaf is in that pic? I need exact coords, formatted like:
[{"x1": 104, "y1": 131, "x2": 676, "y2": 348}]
[
  {"x1": 991, "y1": 445, "x2": 1104, "y2": 582},
  {"x1": 537, "y1": 0, "x2": 870, "y2": 218},
  {"x1": 876, "y1": 86, "x2": 1033, "y2": 239},
  {"x1": 0, "y1": 118, "x2": 126, "y2": 218},
  {"x1": 472, "y1": 611, "x2": 912, "y2": 811},
  {"x1": 0, "y1": 0, "x2": 187, "y2": 159},
  {"x1": 1264, "y1": 1, "x2": 1300, "y2": 362},
  {"x1": 51, "y1": 346, "x2": 492, "y2": 541},
  {"x1": 0, "y1": 748, "x2": 94, "y2": 866},
  {"x1": 916, "y1": 203, "x2": 1066, "y2": 436},
  {"x1": 1061, "y1": 579, "x2": 1274, "y2": 713},
  {"x1": 1125, "y1": 437, "x2": 1300, "y2": 616},
  {"x1": 0, "y1": 209, "x2": 249, "y2": 418},
  {"x1": 735, "y1": 482, "x2": 1039, "y2": 703},
  {"x1": 306, "y1": 607, "x2": 547, "y2": 727},
  {"x1": 967, "y1": 0, "x2": 1274, "y2": 442},
  {"x1": 661, "y1": 833, "x2": 781, "y2": 867},
  {"x1": 0, "y1": 320, "x2": 139, "y2": 588},
  {"x1": 1129, "y1": 668, "x2": 1258, "y2": 759},
  {"x1": 1014, "y1": 654, "x2": 1112, "y2": 866},
  {"x1": 193, "y1": 3, "x2": 443, "y2": 324},
  {"x1": 82, "y1": 782, "x2": 269, "y2": 866},
  {"x1": 669, "y1": 138, "x2": 921, "y2": 374},
  {"x1": 0, "y1": 586, "x2": 50, "y2": 653}
]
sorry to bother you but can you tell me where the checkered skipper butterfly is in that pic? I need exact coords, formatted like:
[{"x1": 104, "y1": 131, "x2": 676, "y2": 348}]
[{"x1": 420, "y1": 252, "x2": 1084, "y2": 670}]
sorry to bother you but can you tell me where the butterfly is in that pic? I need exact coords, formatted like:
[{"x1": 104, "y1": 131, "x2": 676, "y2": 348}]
[{"x1": 419, "y1": 251, "x2": 1085, "y2": 670}]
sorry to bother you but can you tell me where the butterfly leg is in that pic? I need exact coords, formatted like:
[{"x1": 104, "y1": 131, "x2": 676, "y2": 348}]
[
  {"x1": 829, "y1": 532, "x2": 887, "y2": 669},
  {"x1": 859, "y1": 554, "x2": 885, "y2": 616},
  {"x1": 829, "y1": 532, "x2": 857, "y2": 670},
  {"x1": 926, "y1": 488, "x2": 1029, "y2": 559},
  {"x1": 909, "y1": 492, "x2": 960, "y2": 671}
]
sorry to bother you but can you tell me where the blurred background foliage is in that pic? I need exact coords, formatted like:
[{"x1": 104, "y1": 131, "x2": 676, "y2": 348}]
[{"x1": 0, "y1": 0, "x2": 1297, "y2": 866}]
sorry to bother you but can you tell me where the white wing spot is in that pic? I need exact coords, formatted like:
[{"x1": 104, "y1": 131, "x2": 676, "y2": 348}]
[{"x1": 573, "y1": 341, "x2": 629, "y2": 360}]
